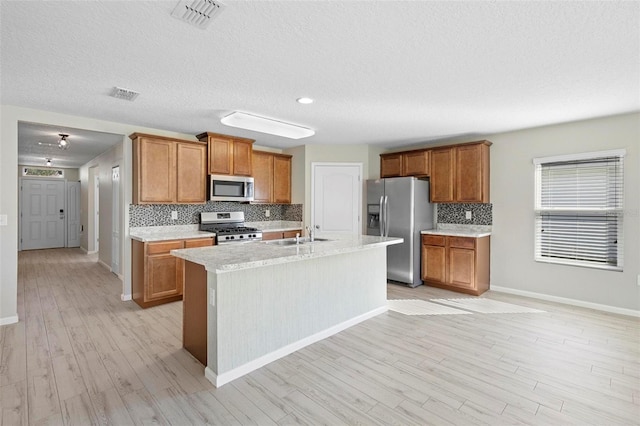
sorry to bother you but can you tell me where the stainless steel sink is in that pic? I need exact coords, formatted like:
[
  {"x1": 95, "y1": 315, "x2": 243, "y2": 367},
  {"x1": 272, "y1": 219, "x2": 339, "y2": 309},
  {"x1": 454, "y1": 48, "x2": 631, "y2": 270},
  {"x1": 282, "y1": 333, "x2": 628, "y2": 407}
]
[{"x1": 264, "y1": 237, "x2": 331, "y2": 246}]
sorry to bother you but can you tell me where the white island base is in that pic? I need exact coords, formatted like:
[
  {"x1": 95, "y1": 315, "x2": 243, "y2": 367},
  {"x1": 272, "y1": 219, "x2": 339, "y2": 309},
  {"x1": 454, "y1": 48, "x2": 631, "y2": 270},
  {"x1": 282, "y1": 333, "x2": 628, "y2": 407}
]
[{"x1": 174, "y1": 236, "x2": 400, "y2": 387}]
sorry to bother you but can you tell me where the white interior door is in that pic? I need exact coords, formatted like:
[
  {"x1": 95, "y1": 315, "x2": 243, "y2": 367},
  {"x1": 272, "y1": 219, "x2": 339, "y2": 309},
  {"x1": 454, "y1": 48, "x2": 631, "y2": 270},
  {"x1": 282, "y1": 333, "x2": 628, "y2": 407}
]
[
  {"x1": 21, "y1": 178, "x2": 65, "y2": 250},
  {"x1": 311, "y1": 163, "x2": 362, "y2": 234},
  {"x1": 111, "y1": 166, "x2": 120, "y2": 274},
  {"x1": 66, "y1": 181, "x2": 81, "y2": 247},
  {"x1": 94, "y1": 174, "x2": 100, "y2": 252}
]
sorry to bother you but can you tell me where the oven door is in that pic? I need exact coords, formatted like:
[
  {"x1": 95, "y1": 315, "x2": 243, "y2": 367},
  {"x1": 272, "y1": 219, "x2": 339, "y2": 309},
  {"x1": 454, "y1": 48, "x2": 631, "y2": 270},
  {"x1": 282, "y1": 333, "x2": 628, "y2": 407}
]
[{"x1": 210, "y1": 175, "x2": 254, "y2": 202}]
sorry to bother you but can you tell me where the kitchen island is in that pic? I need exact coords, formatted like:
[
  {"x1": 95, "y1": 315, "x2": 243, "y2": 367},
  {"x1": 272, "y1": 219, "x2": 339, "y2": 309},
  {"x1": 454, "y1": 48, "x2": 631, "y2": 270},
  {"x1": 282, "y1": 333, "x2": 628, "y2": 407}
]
[{"x1": 171, "y1": 234, "x2": 402, "y2": 387}]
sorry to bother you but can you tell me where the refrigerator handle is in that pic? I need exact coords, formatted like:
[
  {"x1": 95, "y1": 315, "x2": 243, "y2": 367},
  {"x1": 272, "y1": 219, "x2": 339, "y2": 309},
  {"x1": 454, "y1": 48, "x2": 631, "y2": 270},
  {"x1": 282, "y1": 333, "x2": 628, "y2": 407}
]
[
  {"x1": 384, "y1": 195, "x2": 389, "y2": 237},
  {"x1": 379, "y1": 196, "x2": 384, "y2": 237}
]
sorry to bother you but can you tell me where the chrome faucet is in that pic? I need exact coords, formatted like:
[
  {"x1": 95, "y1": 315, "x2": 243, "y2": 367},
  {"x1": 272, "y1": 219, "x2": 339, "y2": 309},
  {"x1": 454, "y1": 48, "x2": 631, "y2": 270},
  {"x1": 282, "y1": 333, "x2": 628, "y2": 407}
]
[
  {"x1": 295, "y1": 232, "x2": 300, "y2": 244},
  {"x1": 306, "y1": 226, "x2": 314, "y2": 242}
]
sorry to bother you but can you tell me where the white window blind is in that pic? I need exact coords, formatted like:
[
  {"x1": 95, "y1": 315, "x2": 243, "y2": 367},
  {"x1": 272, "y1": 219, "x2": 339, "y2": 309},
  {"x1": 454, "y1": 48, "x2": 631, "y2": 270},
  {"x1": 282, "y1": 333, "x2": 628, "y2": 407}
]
[{"x1": 534, "y1": 150, "x2": 625, "y2": 271}]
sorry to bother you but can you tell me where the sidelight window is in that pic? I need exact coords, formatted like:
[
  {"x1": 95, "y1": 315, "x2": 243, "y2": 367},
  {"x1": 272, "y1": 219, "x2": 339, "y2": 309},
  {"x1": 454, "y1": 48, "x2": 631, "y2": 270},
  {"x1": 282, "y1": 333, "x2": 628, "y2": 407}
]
[{"x1": 533, "y1": 149, "x2": 625, "y2": 271}]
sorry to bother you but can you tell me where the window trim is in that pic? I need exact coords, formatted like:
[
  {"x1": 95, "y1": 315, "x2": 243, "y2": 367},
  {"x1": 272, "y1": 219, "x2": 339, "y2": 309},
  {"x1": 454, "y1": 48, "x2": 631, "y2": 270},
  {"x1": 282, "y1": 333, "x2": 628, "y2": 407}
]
[{"x1": 533, "y1": 149, "x2": 626, "y2": 272}]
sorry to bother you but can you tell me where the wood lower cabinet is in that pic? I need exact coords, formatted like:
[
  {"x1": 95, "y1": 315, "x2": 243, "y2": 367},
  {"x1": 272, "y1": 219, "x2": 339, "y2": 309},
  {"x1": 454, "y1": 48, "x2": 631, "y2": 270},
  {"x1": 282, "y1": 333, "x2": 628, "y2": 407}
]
[
  {"x1": 131, "y1": 133, "x2": 207, "y2": 205},
  {"x1": 132, "y1": 237, "x2": 214, "y2": 308},
  {"x1": 421, "y1": 234, "x2": 490, "y2": 295},
  {"x1": 197, "y1": 132, "x2": 254, "y2": 176},
  {"x1": 262, "y1": 229, "x2": 302, "y2": 241}
]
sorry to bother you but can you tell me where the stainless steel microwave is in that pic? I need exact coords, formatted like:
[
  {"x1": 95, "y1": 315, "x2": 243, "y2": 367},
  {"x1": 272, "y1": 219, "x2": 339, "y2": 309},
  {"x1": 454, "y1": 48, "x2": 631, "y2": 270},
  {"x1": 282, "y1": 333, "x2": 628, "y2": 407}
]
[{"x1": 209, "y1": 174, "x2": 254, "y2": 202}]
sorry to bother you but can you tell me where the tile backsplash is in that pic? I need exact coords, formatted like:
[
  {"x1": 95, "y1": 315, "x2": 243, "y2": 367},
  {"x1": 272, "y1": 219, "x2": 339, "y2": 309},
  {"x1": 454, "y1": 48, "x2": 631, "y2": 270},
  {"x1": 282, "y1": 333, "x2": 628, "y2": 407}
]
[
  {"x1": 437, "y1": 203, "x2": 492, "y2": 225},
  {"x1": 130, "y1": 202, "x2": 303, "y2": 227}
]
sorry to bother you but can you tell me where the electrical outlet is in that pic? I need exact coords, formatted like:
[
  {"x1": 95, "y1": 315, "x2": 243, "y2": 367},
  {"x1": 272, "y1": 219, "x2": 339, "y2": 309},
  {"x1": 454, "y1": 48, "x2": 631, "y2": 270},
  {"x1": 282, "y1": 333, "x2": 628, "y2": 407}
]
[
  {"x1": 171, "y1": 211, "x2": 178, "y2": 220},
  {"x1": 637, "y1": 275, "x2": 640, "y2": 287},
  {"x1": 265, "y1": 209, "x2": 270, "y2": 218},
  {"x1": 210, "y1": 289, "x2": 216, "y2": 306},
  {"x1": 465, "y1": 211, "x2": 472, "y2": 220},
  {"x1": 0, "y1": 214, "x2": 7, "y2": 226}
]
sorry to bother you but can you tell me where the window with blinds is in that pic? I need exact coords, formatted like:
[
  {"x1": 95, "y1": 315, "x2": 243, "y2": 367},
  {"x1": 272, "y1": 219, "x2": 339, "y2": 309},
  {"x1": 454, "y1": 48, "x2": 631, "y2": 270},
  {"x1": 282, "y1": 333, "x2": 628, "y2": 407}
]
[{"x1": 533, "y1": 149, "x2": 625, "y2": 271}]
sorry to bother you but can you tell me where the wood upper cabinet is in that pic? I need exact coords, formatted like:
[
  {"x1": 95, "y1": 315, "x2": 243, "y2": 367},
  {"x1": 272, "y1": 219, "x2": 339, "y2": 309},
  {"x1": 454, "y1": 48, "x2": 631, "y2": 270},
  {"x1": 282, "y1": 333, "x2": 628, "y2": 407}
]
[
  {"x1": 403, "y1": 150, "x2": 430, "y2": 177},
  {"x1": 197, "y1": 132, "x2": 254, "y2": 176},
  {"x1": 430, "y1": 141, "x2": 491, "y2": 203},
  {"x1": 430, "y1": 147, "x2": 455, "y2": 203},
  {"x1": 132, "y1": 237, "x2": 214, "y2": 309},
  {"x1": 380, "y1": 153, "x2": 403, "y2": 178},
  {"x1": 252, "y1": 150, "x2": 292, "y2": 204},
  {"x1": 381, "y1": 149, "x2": 430, "y2": 178},
  {"x1": 421, "y1": 234, "x2": 490, "y2": 296},
  {"x1": 131, "y1": 133, "x2": 207, "y2": 205}
]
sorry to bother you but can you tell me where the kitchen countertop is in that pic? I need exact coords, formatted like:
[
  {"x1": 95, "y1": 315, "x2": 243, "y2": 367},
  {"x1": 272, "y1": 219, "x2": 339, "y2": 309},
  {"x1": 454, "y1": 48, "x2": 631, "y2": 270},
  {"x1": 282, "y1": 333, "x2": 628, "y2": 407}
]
[
  {"x1": 130, "y1": 225, "x2": 214, "y2": 242},
  {"x1": 246, "y1": 221, "x2": 303, "y2": 232},
  {"x1": 171, "y1": 233, "x2": 403, "y2": 273},
  {"x1": 421, "y1": 224, "x2": 492, "y2": 238}
]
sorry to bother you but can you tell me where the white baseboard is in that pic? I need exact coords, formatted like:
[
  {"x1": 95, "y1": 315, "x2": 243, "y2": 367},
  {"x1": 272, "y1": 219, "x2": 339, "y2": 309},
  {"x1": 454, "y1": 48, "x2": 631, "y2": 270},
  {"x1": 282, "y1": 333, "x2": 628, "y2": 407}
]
[
  {"x1": 97, "y1": 260, "x2": 110, "y2": 270},
  {"x1": 204, "y1": 305, "x2": 389, "y2": 388},
  {"x1": 490, "y1": 285, "x2": 640, "y2": 318},
  {"x1": 0, "y1": 315, "x2": 19, "y2": 326},
  {"x1": 121, "y1": 293, "x2": 132, "y2": 301}
]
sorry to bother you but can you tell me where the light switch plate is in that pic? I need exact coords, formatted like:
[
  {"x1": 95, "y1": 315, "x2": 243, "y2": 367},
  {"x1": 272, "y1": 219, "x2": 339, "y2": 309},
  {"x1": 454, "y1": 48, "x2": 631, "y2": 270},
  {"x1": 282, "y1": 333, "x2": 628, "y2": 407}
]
[
  {"x1": 210, "y1": 289, "x2": 216, "y2": 306},
  {"x1": 465, "y1": 211, "x2": 472, "y2": 220},
  {"x1": 0, "y1": 214, "x2": 7, "y2": 226}
]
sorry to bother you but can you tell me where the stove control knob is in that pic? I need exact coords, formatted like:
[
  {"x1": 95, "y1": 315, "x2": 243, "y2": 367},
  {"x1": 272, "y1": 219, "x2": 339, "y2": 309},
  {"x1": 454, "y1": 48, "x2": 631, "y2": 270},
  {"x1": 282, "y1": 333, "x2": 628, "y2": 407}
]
[
  {"x1": 239, "y1": 235, "x2": 244, "y2": 239},
  {"x1": 230, "y1": 236, "x2": 234, "y2": 240}
]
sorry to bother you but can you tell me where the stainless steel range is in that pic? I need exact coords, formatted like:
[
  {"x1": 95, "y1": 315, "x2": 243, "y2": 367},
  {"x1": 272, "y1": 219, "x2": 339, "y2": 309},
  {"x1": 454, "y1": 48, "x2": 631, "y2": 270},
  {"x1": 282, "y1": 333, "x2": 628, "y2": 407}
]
[{"x1": 199, "y1": 211, "x2": 262, "y2": 245}]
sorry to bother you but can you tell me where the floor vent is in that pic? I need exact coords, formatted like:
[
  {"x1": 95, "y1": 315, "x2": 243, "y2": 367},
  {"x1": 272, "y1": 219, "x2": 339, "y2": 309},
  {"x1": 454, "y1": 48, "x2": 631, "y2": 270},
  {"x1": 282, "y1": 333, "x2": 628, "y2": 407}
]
[
  {"x1": 110, "y1": 87, "x2": 140, "y2": 102},
  {"x1": 171, "y1": 0, "x2": 226, "y2": 30}
]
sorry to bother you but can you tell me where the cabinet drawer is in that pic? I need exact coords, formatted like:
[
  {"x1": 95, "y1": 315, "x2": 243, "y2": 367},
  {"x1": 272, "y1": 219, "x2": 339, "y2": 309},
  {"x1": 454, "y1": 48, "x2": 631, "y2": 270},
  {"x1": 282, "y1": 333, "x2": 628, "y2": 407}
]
[
  {"x1": 448, "y1": 237, "x2": 475, "y2": 249},
  {"x1": 184, "y1": 238, "x2": 214, "y2": 248},
  {"x1": 422, "y1": 235, "x2": 445, "y2": 246},
  {"x1": 283, "y1": 230, "x2": 302, "y2": 238},
  {"x1": 147, "y1": 240, "x2": 183, "y2": 255}
]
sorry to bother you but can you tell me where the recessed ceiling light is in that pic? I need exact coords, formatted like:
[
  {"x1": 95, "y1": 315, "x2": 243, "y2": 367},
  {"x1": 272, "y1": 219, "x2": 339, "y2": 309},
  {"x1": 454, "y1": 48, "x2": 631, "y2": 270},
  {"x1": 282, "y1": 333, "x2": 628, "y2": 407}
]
[{"x1": 296, "y1": 97, "x2": 314, "y2": 104}]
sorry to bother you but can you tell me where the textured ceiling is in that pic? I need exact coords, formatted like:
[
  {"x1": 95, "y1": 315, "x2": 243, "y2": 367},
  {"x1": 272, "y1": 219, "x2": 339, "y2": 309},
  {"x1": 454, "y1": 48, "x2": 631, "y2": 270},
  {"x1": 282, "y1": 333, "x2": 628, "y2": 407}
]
[{"x1": 2, "y1": 1, "x2": 639, "y2": 155}]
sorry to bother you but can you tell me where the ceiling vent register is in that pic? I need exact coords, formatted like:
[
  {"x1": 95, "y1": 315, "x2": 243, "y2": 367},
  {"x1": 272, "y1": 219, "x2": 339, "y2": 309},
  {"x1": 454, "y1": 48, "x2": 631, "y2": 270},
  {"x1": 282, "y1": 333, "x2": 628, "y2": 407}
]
[
  {"x1": 171, "y1": 0, "x2": 226, "y2": 29},
  {"x1": 110, "y1": 87, "x2": 140, "y2": 102}
]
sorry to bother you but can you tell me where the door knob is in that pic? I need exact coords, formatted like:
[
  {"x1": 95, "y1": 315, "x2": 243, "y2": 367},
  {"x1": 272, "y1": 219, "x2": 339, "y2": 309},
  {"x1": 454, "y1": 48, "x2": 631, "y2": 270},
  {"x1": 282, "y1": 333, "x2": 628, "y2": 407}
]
[{"x1": 315, "y1": 225, "x2": 320, "y2": 229}]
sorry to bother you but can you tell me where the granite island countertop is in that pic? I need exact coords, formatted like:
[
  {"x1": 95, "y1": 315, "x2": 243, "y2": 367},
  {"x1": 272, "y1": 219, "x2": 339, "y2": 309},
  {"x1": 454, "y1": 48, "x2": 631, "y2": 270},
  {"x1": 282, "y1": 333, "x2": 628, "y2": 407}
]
[
  {"x1": 130, "y1": 225, "x2": 215, "y2": 242},
  {"x1": 171, "y1": 234, "x2": 402, "y2": 273},
  {"x1": 421, "y1": 224, "x2": 492, "y2": 238}
]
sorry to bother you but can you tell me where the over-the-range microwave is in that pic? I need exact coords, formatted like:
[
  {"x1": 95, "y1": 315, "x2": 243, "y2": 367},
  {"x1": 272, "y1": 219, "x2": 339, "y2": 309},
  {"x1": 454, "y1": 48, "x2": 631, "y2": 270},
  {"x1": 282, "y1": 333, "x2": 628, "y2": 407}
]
[{"x1": 209, "y1": 174, "x2": 254, "y2": 202}]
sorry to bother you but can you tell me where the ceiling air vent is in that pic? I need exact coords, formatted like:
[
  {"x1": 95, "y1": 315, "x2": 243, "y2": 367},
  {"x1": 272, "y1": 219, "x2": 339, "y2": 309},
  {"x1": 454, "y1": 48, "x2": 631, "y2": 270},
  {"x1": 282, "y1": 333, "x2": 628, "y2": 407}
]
[
  {"x1": 171, "y1": 0, "x2": 226, "y2": 30},
  {"x1": 110, "y1": 87, "x2": 140, "y2": 102}
]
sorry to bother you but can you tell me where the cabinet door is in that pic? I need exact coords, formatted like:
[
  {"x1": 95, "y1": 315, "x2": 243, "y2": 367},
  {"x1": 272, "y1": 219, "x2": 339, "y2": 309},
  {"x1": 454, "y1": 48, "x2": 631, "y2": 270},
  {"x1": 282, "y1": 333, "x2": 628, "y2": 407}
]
[
  {"x1": 252, "y1": 151, "x2": 273, "y2": 203},
  {"x1": 136, "y1": 138, "x2": 176, "y2": 204},
  {"x1": 147, "y1": 253, "x2": 184, "y2": 300},
  {"x1": 208, "y1": 137, "x2": 233, "y2": 175},
  {"x1": 455, "y1": 144, "x2": 486, "y2": 203},
  {"x1": 176, "y1": 142, "x2": 207, "y2": 204},
  {"x1": 232, "y1": 140, "x2": 253, "y2": 176},
  {"x1": 262, "y1": 231, "x2": 284, "y2": 241},
  {"x1": 430, "y1": 148, "x2": 454, "y2": 203},
  {"x1": 448, "y1": 247, "x2": 475, "y2": 289},
  {"x1": 273, "y1": 154, "x2": 292, "y2": 204},
  {"x1": 403, "y1": 150, "x2": 430, "y2": 176},
  {"x1": 380, "y1": 154, "x2": 403, "y2": 178},
  {"x1": 422, "y1": 244, "x2": 446, "y2": 283},
  {"x1": 283, "y1": 229, "x2": 302, "y2": 238}
]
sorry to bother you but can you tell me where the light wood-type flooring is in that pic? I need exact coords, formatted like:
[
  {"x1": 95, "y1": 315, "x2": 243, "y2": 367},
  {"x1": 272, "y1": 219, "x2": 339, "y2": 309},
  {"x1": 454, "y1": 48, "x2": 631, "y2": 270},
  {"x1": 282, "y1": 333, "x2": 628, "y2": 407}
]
[{"x1": 1, "y1": 248, "x2": 639, "y2": 425}]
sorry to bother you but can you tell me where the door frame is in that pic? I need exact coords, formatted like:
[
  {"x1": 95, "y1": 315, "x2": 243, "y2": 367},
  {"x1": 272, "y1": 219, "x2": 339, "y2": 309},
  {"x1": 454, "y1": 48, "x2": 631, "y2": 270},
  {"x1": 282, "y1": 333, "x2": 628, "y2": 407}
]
[{"x1": 310, "y1": 162, "x2": 363, "y2": 235}]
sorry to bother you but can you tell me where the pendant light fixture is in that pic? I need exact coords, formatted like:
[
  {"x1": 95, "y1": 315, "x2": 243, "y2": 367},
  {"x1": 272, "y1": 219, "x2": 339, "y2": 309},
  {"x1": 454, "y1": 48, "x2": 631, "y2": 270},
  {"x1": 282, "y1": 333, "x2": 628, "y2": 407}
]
[{"x1": 58, "y1": 133, "x2": 69, "y2": 150}]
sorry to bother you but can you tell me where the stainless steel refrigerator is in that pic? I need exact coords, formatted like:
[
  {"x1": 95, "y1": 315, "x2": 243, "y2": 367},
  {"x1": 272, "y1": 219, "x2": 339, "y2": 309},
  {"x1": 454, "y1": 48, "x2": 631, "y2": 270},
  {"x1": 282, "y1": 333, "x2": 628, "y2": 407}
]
[{"x1": 366, "y1": 177, "x2": 434, "y2": 287}]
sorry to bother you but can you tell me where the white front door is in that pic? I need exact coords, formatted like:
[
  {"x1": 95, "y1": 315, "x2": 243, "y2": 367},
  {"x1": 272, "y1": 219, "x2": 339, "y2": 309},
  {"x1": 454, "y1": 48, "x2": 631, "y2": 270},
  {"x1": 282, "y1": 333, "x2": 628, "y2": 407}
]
[
  {"x1": 66, "y1": 181, "x2": 81, "y2": 247},
  {"x1": 311, "y1": 163, "x2": 362, "y2": 234},
  {"x1": 21, "y1": 178, "x2": 65, "y2": 250}
]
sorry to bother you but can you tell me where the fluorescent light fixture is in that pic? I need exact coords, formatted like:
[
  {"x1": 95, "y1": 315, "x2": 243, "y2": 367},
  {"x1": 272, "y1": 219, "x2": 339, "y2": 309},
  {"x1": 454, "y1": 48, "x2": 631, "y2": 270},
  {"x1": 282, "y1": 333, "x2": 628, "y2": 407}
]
[{"x1": 220, "y1": 111, "x2": 315, "y2": 139}]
